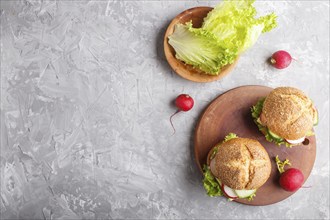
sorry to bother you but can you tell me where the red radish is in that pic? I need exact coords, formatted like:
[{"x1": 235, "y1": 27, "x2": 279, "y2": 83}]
[
  {"x1": 270, "y1": 50, "x2": 292, "y2": 69},
  {"x1": 221, "y1": 184, "x2": 238, "y2": 199},
  {"x1": 175, "y1": 94, "x2": 194, "y2": 111},
  {"x1": 169, "y1": 94, "x2": 194, "y2": 134},
  {"x1": 279, "y1": 168, "x2": 304, "y2": 192}
]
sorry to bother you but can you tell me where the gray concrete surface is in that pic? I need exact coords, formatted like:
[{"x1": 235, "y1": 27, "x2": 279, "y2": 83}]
[{"x1": 1, "y1": 0, "x2": 329, "y2": 219}]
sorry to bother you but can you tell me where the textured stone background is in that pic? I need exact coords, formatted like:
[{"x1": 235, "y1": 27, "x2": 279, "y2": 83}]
[{"x1": 0, "y1": 0, "x2": 329, "y2": 219}]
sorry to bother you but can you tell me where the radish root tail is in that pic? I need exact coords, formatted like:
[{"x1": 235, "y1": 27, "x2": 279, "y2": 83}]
[{"x1": 170, "y1": 110, "x2": 181, "y2": 135}]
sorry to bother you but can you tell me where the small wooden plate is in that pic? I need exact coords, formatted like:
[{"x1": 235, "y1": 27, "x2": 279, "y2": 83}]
[
  {"x1": 194, "y1": 85, "x2": 316, "y2": 206},
  {"x1": 164, "y1": 7, "x2": 239, "y2": 83}
]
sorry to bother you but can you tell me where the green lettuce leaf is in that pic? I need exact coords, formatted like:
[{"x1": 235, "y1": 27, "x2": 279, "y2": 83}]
[
  {"x1": 275, "y1": 155, "x2": 291, "y2": 174},
  {"x1": 202, "y1": 0, "x2": 277, "y2": 54},
  {"x1": 202, "y1": 165, "x2": 223, "y2": 197},
  {"x1": 247, "y1": 192, "x2": 256, "y2": 201},
  {"x1": 168, "y1": 22, "x2": 236, "y2": 75},
  {"x1": 168, "y1": 0, "x2": 277, "y2": 75},
  {"x1": 251, "y1": 98, "x2": 265, "y2": 119},
  {"x1": 223, "y1": 133, "x2": 238, "y2": 142}
]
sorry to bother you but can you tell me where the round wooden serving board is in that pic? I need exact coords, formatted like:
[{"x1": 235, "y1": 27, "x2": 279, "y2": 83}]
[
  {"x1": 194, "y1": 85, "x2": 316, "y2": 206},
  {"x1": 164, "y1": 7, "x2": 239, "y2": 83}
]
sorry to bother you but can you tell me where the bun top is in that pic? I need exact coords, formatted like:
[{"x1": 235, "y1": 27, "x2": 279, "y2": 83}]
[
  {"x1": 261, "y1": 87, "x2": 315, "y2": 140},
  {"x1": 209, "y1": 137, "x2": 271, "y2": 190}
]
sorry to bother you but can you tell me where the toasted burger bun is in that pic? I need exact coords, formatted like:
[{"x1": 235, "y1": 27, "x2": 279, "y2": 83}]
[
  {"x1": 209, "y1": 138, "x2": 271, "y2": 190},
  {"x1": 260, "y1": 87, "x2": 315, "y2": 140}
]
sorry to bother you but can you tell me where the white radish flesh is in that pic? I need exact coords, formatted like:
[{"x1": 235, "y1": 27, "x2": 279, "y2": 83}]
[
  {"x1": 286, "y1": 137, "x2": 305, "y2": 145},
  {"x1": 222, "y1": 184, "x2": 238, "y2": 199}
]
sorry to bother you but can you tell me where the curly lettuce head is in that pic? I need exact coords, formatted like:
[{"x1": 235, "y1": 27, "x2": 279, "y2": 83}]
[{"x1": 168, "y1": 0, "x2": 277, "y2": 75}]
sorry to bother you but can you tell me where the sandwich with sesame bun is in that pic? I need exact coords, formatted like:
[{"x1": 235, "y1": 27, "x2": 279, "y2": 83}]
[
  {"x1": 203, "y1": 133, "x2": 271, "y2": 200},
  {"x1": 251, "y1": 87, "x2": 318, "y2": 147}
]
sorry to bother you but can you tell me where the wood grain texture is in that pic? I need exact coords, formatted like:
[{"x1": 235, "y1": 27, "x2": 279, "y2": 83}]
[
  {"x1": 163, "y1": 7, "x2": 239, "y2": 83},
  {"x1": 194, "y1": 85, "x2": 316, "y2": 206}
]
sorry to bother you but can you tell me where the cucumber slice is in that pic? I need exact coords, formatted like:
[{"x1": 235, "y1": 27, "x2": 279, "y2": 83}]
[
  {"x1": 268, "y1": 129, "x2": 283, "y2": 141},
  {"x1": 234, "y1": 189, "x2": 256, "y2": 198}
]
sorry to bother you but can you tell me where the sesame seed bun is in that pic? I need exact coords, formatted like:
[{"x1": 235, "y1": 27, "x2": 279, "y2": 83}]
[
  {"x1": 208, "y1": 137, "x2": 271, "y2": 190},
  {"x1": 261, "y1": 87, "x2": 315, "y2": 140}
]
